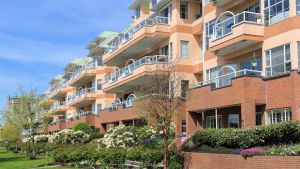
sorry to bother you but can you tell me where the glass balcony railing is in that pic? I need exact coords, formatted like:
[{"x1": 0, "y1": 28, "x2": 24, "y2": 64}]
[
  {"x1": 68, "y1": 111, "x2": 95, "y2": 121},
  {"x1": 69, "y1": 87, "x2": 96, "y2": 103},
  {"x1": 104, "y1": 16, "x2": 169, "y2": 55},
  {"x1": 50, "y1": 101, "x2": 67, "y2": 111},
  {"x1": 49, "y1": 82, "x2": 67, "y2": 96},
  {"x1": 211, "y1": 11, "x2": 262, "y2": 41},
  {"x1": 189, "y1": 69, "x2": 262, "y2": 89},
  {"x1": 50, "y1": 119, "x2": 67, "y2": 126},
  {"x1": 70, "y1": 61, "x2": 96, "y2": 82},
  {"x1": 103, "y1": 55, "x2": 169, "y2": 84}
]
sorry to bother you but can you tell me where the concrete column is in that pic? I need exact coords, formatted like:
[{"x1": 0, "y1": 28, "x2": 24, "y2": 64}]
[
  {"x1": 100, "y1": 123, "x2": 106, "y2": 134},
  {"x1": 119, "y1": 120, "x2": 125, "y2": 125},
  {"x1": 241, "y1": 103, "x2": 256, "y2": 128},
  {"x1": 186, "y1": 111, "x2": 201, "y2": 137}
]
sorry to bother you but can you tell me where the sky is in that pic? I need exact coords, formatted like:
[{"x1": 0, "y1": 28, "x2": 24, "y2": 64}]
[{"x1": 0, "y1": 0, "x2": 135, "y2": 124}]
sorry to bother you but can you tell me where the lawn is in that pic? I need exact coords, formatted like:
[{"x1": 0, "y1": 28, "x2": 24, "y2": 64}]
[{"x1": 0, "y1": 148, "x2": 71, "y2": 169}]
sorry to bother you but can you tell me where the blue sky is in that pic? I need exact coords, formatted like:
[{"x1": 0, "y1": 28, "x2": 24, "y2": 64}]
[{"x1": 0, "y1": 0, "x2": 135, "y2": 124}]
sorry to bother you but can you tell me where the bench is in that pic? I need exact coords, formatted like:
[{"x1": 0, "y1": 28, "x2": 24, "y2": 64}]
[{"x1": 124, "y1": 160, "x2": 144, "y2": 169}]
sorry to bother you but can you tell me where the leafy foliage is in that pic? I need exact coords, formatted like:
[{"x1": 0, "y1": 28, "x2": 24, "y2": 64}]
[
  {"x1": 72, "y1": 122, "x2": 90, "y2": 131},
  {"x1": 192, "y1": 121, "x2": 300, "y2": 148}
]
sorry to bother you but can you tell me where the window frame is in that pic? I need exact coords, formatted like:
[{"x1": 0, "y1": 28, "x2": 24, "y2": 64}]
[
  {"x1": 182, "y1": 120, "x2": 186, "y2": 134},
  {"x1": 97, "y1": 79, "x2": 102, "y2": 90},
  {"x1": 152, "y1": 0, "x2": 157, "y2": 7},
  {"x1": 206, "y1": 115, "x2": 222, "y2": 129},
  {"x1": 180, "y1": 2, "x2": 189, "y2": 19},
  {"x1": 266, "y1": 108, "x2": 292, "y2": 125},
  {"x1": 180, "y1": 40, "x2": 189, "y2": 58},
  {"x1": 136, "y1": 6, "x2": 141, "y2": 19},
  {"x1": 264, "y1": 0, "x2": 290, "y2": 26},
  {"x1": 228, "y1": 114, "x2": 239, "y2": 128},
  {"x1": 265, "y1": 43, "x2": 291, "y2": 76}
]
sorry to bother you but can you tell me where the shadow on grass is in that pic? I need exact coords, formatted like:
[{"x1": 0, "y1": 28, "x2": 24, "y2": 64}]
[{"x1": 0, "y1": 156, "x2": 28, "y2": 162}]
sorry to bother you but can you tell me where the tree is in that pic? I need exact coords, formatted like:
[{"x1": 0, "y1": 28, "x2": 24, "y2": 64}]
[
  {"x1": 0, "y1": 85, "x2": 53, "y2": 158},
  {"x1": 133, "y1": 57, "x2": 194, "y2": 169},
  {"x1": 0, "y1": 124, "x2": 22, "y2": 143},
  {"x1": 73, "y1": 122, "x2": 90, "y2": 131}
]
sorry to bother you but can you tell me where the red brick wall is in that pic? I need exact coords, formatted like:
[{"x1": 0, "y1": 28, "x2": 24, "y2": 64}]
[{"x1": 184, "y1": 152, "x2": 300, "y2": 169}]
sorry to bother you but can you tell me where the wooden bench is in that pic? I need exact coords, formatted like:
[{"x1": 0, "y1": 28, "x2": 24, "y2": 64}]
[{"x1": 124, "y1": 160, "x2": 144, "y2": 169}]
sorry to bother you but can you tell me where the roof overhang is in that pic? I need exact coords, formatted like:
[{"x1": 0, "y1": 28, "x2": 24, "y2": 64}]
[
  {"x1": 84, "y1": 43, "x2": 97, "y2": 50},
  {"x1": 150, "y1": 0, "x2": 173, "y2": 12},
  {"x1": 128, "y1": 0, "x2": 150, "y2": 10}
]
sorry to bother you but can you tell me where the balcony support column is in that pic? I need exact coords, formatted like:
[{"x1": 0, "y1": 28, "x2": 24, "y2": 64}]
[
  {"x1": 241, "y1": 103, "x2": 256, "y2": 128},
  {"x1": 215, "y1": 108, "x2": 218, "y2": 129}
]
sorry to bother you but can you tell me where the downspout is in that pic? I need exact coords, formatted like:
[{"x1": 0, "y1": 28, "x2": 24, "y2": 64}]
[{"x1": 202, "y1": 1, "x2": 205, "y2": 82}]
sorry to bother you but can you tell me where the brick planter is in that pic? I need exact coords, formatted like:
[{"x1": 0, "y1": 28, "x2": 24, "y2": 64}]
[{"x1": 183, "y1": 152, "x2": 300, "y2": 169}]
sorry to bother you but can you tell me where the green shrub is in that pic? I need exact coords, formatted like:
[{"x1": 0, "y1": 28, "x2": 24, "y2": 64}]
[
  {"x1": 72, "y1": 122, "x2": 90, "y2": 131},
  {"x1": 82, "y1": 127, "x2": 100, "y2": 134},
  {"x1": 13, "y1": 149, "x2": 19, "y2": 154},
  {"x1": 150, "y1": 139, "x2": 174, "y2": 149},
  {"x1": 89, "y1": 133, "x2": 104, "y2": 140},
  {"x1": 192, "y1": 121, "x2": 300, "y2": 148}
]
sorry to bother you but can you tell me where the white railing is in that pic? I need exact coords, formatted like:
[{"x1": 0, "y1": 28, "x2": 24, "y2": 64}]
[
  {"x1": 104, "y1": 16, "x2": 169, "y2": 55},
  {"x1": 50, "y1": 101, "x2": 67, "y2": 111},
  {"x1": 70, "y1": 61, "x2": 96, "y2": 82},
  {"x1": 69, "y1": 87, "x2": 95, "y2": 103},
  {"x1": 49, "y1": 82, "x2": 67, "y2": 95},
  {"x1": 189, "y1": 69, "x2": 262, "y2": 89},
  {"x1": 212, "y1": 11, "x2": 262, "y2": 41},
  {"x1": 104, "y1": 55, "x2": 169, "y2": 84}
]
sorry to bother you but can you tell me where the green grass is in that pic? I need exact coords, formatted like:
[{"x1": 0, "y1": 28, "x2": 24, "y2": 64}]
[{"x1": 0, "y1": 148, "x2": 73, "y2": 169}]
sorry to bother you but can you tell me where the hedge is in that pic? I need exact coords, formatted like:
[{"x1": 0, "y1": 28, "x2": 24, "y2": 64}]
[
  {"x1": 192, "y1": 121, "x2": 300, "y2": 148},
  {"x1": 72, "y1": 122, "x2": 90, "y2": 131}
]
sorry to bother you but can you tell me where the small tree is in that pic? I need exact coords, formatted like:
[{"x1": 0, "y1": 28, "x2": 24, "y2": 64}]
[
  {"x1": 73, "y1": 122, "x2": 90, "y2": 131},
  {"x1": 0, "y1": 85, "x2": 53, "y2": 158},
  {"x1": 133, "y1": 57, "x2": 193, "y2": 168},
  {"x1": 0, "y1": 124, "x2": 22, "y2": 143}
]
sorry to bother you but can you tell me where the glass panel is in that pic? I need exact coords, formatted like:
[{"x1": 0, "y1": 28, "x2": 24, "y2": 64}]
[
  {"x1": 206, "y1": 117, "x2": 211, "y2": 128},
  {"x1": 256, "y1": 113, "x2": 262, "y2": 125},
  {"x1": 225, "y1": 15, "x2": 234, "y2": 34},
  {"x1": 226, "y1": 63, "x2": 237, "y2": 85},
  {"x1": 264, "y1": 8, "x2": 270, "y2": 26},
  {"x1": 265, "y1": 0, "x2": 269, "y2": 8},
  {"x1": 284, "y1": 0, "x2": 290, "y2": 18},
  {"x1": 285, "y1": 44, "x2": 291, "y2": 61},
  {"x1": 286, "y1": 62, "x2": 291, "y2": 71},
  {"x1": 267, "y1": 111, "x2": 272, "y2": 125},
  {"x1": 296, "y1": 0, "x2": 300, "y2": 15},
  {"x1": 229, "y1": 114, "x2": 239, "y2": 128}
]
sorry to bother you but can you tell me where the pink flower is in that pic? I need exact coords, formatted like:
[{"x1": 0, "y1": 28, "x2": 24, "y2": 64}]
[{"x1": 262, "y1": 140, "x2": 265, "y2": 143}]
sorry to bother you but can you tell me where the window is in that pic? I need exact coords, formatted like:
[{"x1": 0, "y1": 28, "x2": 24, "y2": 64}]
[
  {"x1": 200, "y1": 41, "x2": 203, "y2": 59},
  {"x1": 182, "y1": 120, "x2": 186, "y2": 134},
  {"x1": 89, "y1": 47, "x2": 92, "y2": 53},
  {"x1": 170, "y1": 5, "x2": 172, "y2": 22},
  {"x1": 266, "y1": 108, "x2": 292, "y2": 125},
  {"x1": 205, "y1": 18, "x2": 221, "y2": 51},
  {"x1": 180, "y1": 2, "x2": 188, "y2": 19},
  {"x1": 241, "y1": 57, "x2": 262, "y2": 76},
  {"x1": 97, "y1": 79, "x2": 102, "y2": 90},
  {"x1": 297, "y1": 0, "x2": 300, "y2": 15},
  {"x1": 206, "y1": 116, "x2": 222, "y2": 129},
  {"x1": 97, "y1": 104, "x2": 102, "y2": 115},
  {"x1": 170, "y1": 42, "x2": 173, "y2": 61},
  {"x1": 265, "y1": 44, "x2": 291, "y2": 76},
  {"x1": 205, "y1": 0, "x2": 211, "y2": 6},
  {"x1": 161, "y1": 44, "x2": 169, "y2": 55},
  {"x1": 298, "y1": 42, "x2": 300, "y2": 69},
  {"x1": 92, "y1": 104, "x2": 95, "y2": 114},
  {"x1": 226, "y1": 63, "x2": 237, "y2": 85},
  {"x1": 97, "y1": 40, "x2": 100, "y2": 47},
  {"x1": 98, "y1": 55, "x2": 102, "y2": 66},
  {"x1": 181, "y1": 80, "x2": 189, "y2": 98},
  {"x1": 181, "y1": 41, "x2": 189, "y2": 58},
  {"x1": 67, "y1": 114, "x2": 71, "y2": 119},
  {"x1": 200, "y1": 3, "x2": 203, "y2": 15},
  {"x1": 92, "y1": 56, "x2": 96, "y2": 68},
  {"x1": 152, "y1": 0, "x2": 157, "y2": 7},
  {"x1": 136, "y1": 6, "x2": 141, "y2": 19},
  {"x1": 256, "y1": 113, "x2": 262, "y2": 126},
  {"x1": 92, "y1": 80, "x2": 95, "y2": 91},
  {"x1": 264, "y1": 0, "x2": 290, "y2": 26},
  {"x1": 228, "y1": 114, "x2": 239, "y2": 128},
  {"x1": 206, "y1": 66, "x2": 222, "y2": 87}
]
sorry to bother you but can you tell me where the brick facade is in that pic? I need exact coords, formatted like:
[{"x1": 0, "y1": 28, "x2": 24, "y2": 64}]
[{"x1": 184, "y1": 152, "x2": 300, "y2": 169}]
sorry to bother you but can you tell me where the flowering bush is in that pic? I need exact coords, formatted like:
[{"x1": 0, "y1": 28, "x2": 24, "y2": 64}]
[
  {"x1": 48, "y1": 129, "x2": 90, "y2": 144},
  {"x1": 22, "y1": 135, "x2": 50, "y2": 143},
  {"x1": 97, "y1": 125, "x2": 136, "y2": 148},
  {"x1": 255, "y1": 14, "x2": 262, "y2": 19},
  {"x1": 240, "y1": 148, "x2": 267, "y2": 158},
  {"x1": 269, "y1": 144, "x2": 300, "y2": 156}
]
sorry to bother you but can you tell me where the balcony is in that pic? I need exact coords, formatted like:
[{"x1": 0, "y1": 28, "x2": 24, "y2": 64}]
[
  {"x1": 49, "y1": 119, "x2": 67, "y2": 132},
  {"x1": 69, "y1": 61, "x2": 96, "y2": 87},
  {"x1": 49, "y1": 83, "x2": 67, "y2": 100},
  {"x1": 102, "y1": 55, "x2": 169, "y2": 93},
  {"x1": 66, "y1": 111, "x2": 96, "y2": 128},
  {"x1": 187, "y1": 69, "x2": 266, "y2": 111},
  {"x1": 209, "y1": 11, "x2": 264, "y2": 55},
  {"x1": 50, "y1": 102, "x2": 67, "y2": 115},
  {"x1": 102, "y1": 16, "x2": 170, "y2": 66},
  {"x1": 68, "y1": 87, "x2": 96, "y2": 107}
]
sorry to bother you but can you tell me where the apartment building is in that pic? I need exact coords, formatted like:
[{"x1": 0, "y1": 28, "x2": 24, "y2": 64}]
[{"x1": 38, "y1": 0, "x2": 300, "y2": 137}]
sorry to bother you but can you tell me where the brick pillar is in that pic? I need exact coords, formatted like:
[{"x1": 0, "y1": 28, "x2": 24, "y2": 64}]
[
  {"x1": 119, "y1": 120, "x2": 125, "y2": 125},
  {"x1": 241, "y1": 103, "x2": 256, "y2": 128},
  {"x1": 186, "y1": 111, "x2": 200, "y2": 137},
  {"x1": 291, "y1": 70, "x2": 300, "y2": 121},
  {"x1": 100, "y1": 123, "x2": 106, "y2": 134}
]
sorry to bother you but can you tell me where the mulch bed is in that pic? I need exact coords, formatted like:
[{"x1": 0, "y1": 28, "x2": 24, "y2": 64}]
[{"x1": 27, "y1": 158, "x2": 41, "y2": 161}]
